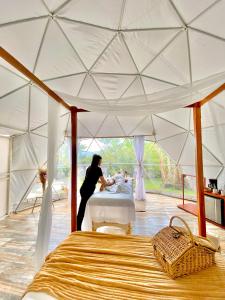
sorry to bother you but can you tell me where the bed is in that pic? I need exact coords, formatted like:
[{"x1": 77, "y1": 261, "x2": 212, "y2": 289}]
[
  {"x1": 23, "y1": 231, "x2": 225, "y2": 300},
  {"x1": 84, "y1": 180, "x2": 135, "y2": 233}
]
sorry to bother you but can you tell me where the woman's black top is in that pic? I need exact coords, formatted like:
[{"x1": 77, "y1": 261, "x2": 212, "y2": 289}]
[{"x1": 80, "y1": 166, "x2": 103, "y2": 195}]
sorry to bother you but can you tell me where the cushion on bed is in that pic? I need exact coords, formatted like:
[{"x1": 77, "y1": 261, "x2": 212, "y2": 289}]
[
  {"x1": 116, "y1": 182, "x2": 132, "y2": 194},
  {"x1": 105, "y1": 181, "x2": 132, "y2": 194}
]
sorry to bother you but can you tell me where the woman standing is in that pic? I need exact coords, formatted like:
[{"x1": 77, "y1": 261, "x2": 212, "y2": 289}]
[{"x1": 77, "y1": 154, "x2": 110, "y2": 230}]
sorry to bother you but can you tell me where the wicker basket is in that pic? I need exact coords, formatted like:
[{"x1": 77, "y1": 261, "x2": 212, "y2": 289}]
[{"x1": 152, "y1": 216, "x2": 220, "y2": 279}]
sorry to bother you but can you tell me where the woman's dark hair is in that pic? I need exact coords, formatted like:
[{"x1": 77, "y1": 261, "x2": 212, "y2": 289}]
[{"x1": 91, "y1": 154, "x2": 102, "y2": 168}]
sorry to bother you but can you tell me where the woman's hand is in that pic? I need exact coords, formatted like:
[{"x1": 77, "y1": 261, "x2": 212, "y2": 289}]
[
  {"x1": 99, "y1": 176, "x2": 115, "y2": 191},
  {"x1": 99, "y1": 184, "x2": 105, "y2": 191}
]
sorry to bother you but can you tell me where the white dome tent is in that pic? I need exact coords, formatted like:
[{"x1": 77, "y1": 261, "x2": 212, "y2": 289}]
[{"x1": 0, "y1": 0, "x2": 225, "y2": 255}]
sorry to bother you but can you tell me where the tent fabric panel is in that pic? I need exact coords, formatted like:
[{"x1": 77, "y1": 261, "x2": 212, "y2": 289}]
[
  {"x1": 141, "y1": 76, "x2": 175, "y2": 94},
  {"x1": 10, "y1": 170, "x2": 37, "y2": 211},
  {"x1": 180, "y1": 165, "x2": 222, "y2": 183},
  {"x1": 44, "y1": 0, "x2": 67, "y2": 12},
  {"x1": 0, "y1": 86, "x2": 29, "y2": 132},
  {"x1": 143, "y1": 31, "x2": 190, "y2": 85},
  {"x1": 30, "y1": 133, "x2": 48, "y2": 168},
  {"x1": 191, "y1": 0, "x2": 225, "y2": 39},
  {"x1": 0, "y1": 127, "x2": 25, "y2": 136},
  {"x1": 57, "y1": 0, "x2": 123, "y2": 29},
  {"x1": 158, "y1": 132, "x2": 188, "y2": 163},
  {"x1": 0, "y1": 65, "x2": 28, "y2": 97},
  {"x1": 217, "y1": 169, "x2": 225, "y2": 190},
  {"x1": 77, "y1": 121, "x2": 93, "y2": 138},
  {"x1": 121, "y1": 76, "x2": 144, "y2": 98},
  {"x1": 46, "y1": 74, "x2": 86, "y2": 97},
  {"x1": 78, "y1": 75, "x2": 105, "y2": 99},
  {"x1": 32, "y1": 125, "x2": 48, "y2": 138},
  {"x1": 0, "y1": 179, "x2": 9, "y2": 217},
  {"x1": 122, "y1": 0, "x2": 182, "y2": 29},
  {"x1": 202, "y1": 126, "x2": 225, "y2": 165},
  {"x1": 0, "y1": 136, "x2": 10, "y2": 174},
  {"x1": 213, "y1": 91, "x2": 225, "y2": 108},
  {"x1": 157, "y1": 108, "x2": 191, "y2": 130},
  {"x1": 0, "y1": 0, "x2": 48, "y2": 24},
  {"x1": 179, "y1": 134, "x2": 222, "y2": 167},
  {"x1": 11, "y1": 134, "x2": 38, "y2": 171},
  {"x1": 30, "y1": 85, "x2": 48, "y2": 130},
  {"x1": 92, "y1": 34, "x2": 137, "y2": 74},
  {"x1": 35, "y1": 20, "x2": 85, "y2": 79},
  {"x1": 190, "y1": 102, "x2": 225, "y2": 130},
  {"x1": 96, "y1": 115, "x2": 125, "y2": 137},
  {"x1": 0, "y1": 18, "x2": 49, "y2": 70},
  {"x1": 117, "y1": 115, "x2": 150, "y2": 136},
  {"x1": 93, "y1": 74, "x2": 136, "y2": 100},
  {"x1": 58, "y1": 19, "x2": 116, "y2": 69},
  {"x1": 123, "y1": 29, "x2": 180, "y2": 72},
  {"x1": 171, "y1": 0, "x2": 215, "y2": 24},
  {"x1": 131, "y1": 116, "x2": 154, "y2": 136},
  {"x1": 0, "y1": 136, "x2": 10, "y2": 217},
  {"x1": 153, "y1": 115, "x2": 186, "y2": 141},
  {"x1": 0, "y1": 58, "x2": 29, "y2": 80},
  {"x1": 78, "y1": 112, "x2": 107, "y2": 136},
  {"x1": 189, "y1": 29, "x2": 225, "y2": 81}
]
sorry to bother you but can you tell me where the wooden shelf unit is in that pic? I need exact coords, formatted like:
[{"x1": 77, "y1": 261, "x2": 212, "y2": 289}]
[{"x1": 178, "y1": 190, "x2": 225, "y2": 229}]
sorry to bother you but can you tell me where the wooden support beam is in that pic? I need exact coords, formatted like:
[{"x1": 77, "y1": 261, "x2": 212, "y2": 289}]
[
  {"x1": 71, "y1": 106, "x2": 77, "y2": 232},
  {"x1": 199, "y1": 83, "x2": 225, "y2": 107},
  {"x1": 186, "y1": 82, "x2": 225, "y2": 108},
  {"x1": 193, "y1": 103, "x2": 206, "y2": 237},
  {"x1": 0, "y1": 47, "x2": 71, "y2": 111}
]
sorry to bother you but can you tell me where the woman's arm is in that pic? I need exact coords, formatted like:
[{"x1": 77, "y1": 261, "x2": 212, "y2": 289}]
[
  {"x1": 99, "y1": 176, "x2": 115, "y2": 189},
  {"x1": 99, "y1": 176, "x2": 115, "y2": 191}
]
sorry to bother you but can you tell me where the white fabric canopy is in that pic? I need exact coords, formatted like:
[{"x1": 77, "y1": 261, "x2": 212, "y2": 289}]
[
  {"x1": 60, "y1": 72, "x2": 225, "y2": 114},
  {"x1": 134, "y1": 136, "x2": 146, "y2": 201}
]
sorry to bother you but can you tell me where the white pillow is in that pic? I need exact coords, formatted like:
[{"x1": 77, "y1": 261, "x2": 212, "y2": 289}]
[
  {"x1": 116, "y1": 182, "x2": 132, "y2": 194},
  {"x1": 105, "y1": 184, "x2": 117, "y2": 192},
  {"x1": 113, "y1": 173, "x2": 125, "y2": 184}
]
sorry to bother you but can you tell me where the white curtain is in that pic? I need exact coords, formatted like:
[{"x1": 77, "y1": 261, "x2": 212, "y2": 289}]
[
  {"x1": 134, "y1": 136, "x2": 146, "y2": 201},
  {"x1": 35, "y1": 98, "x2": 60, "y2": 269}
]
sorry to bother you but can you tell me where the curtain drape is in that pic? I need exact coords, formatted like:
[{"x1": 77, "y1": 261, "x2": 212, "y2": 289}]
[
  {"x1": 35, "y1": 99, "x2": 60, "y2": 269},
  {"x1": 134, "y1": 136, "x2": 146, "y2": 201}
]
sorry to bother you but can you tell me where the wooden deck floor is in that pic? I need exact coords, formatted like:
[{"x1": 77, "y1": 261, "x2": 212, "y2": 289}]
[{"x1": 0, "y1": 193, "x2": 225, "y2": 299}]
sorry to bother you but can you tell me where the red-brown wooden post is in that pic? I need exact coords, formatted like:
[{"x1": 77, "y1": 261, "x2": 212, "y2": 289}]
[
  {"x1": 193, "y1": 103, "x2": 206, "y2": 237},
  {"x1": 182, "y1": 174, "x2": 185, "y2": 206},
  {"x1": 71, "y1": 106, "x2": 77, "y2": 232}
]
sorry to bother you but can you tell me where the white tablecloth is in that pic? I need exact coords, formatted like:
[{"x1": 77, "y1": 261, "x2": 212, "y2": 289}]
[{"x1": 82, "y1": 191, "x2": 135, "y2": 230}]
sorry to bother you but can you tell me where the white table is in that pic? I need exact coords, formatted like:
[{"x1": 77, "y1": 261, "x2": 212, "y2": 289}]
[{"x1": 86, "y1": 190, "x2": 135, "y2": 234}]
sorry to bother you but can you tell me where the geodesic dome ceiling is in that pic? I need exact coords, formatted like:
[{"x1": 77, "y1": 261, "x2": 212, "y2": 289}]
[
  {"x1": 1, "y1": 0, "x2": 225, "y2": 114},
  {"x1": 1, "y1": 0, "x2": 225, "y2": 210}
]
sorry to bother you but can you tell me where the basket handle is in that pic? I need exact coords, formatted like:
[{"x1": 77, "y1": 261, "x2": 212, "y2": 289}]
[{"x1": 169, "y1": 216, "x2": 194, "y2": 243}]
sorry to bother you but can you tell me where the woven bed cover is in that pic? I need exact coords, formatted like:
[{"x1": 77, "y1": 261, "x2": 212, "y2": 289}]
[{"x1": 24, "y1": 232, "x2": 225, "y2": 300}]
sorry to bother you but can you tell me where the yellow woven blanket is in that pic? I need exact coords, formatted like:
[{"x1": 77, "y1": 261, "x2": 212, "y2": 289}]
[{"x1": 25, "y1": 232, "x2": 225, "y2": 299}]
